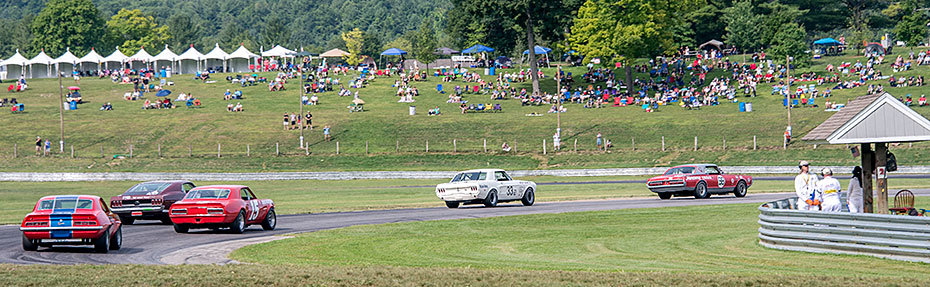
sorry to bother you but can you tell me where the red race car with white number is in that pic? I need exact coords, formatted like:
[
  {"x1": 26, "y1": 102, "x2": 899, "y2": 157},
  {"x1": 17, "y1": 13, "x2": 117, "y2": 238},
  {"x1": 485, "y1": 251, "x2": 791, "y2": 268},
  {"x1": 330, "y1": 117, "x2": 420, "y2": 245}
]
[
  {"x1": 21, "y1": 195, "x2": 122, "y2": 253},
  {"x1": 646, "y1": 164, "x2": 752, "y2": 199},
  {"x1": 169, "y1": 185, "x2": 276, "y2": 233}
]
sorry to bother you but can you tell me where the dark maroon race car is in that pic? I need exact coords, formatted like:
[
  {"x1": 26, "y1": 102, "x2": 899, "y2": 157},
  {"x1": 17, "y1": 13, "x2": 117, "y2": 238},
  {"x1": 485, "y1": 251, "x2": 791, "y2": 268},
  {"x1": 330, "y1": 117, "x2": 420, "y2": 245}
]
[
  {"x1": 109, "y1": 181, "x2": 195, "y2": 224},
  {"x1": 646, "y1": 164, "x2": 752, "y2": 199}
]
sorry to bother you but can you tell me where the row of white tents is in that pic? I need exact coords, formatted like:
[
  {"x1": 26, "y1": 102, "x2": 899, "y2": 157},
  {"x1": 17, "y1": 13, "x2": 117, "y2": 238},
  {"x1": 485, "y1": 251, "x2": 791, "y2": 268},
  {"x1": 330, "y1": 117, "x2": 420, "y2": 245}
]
[{"x1": 0, "y1": 44, "x2": 306, "y2": 79}]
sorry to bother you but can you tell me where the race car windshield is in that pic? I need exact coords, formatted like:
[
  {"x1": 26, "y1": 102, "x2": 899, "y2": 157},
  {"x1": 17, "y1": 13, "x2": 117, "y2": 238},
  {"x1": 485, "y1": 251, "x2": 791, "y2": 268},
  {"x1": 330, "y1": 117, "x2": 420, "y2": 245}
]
[
  {"x1": 664, "y1": 167, "x2": 695, "y2": 175},
  {"x1": 125, "y1": 182, "x2": 172, "y2": 196},
  {"x1": 451, "y1": 172, "x2": 486, "y2": 182},
  {"x1": 185, "y1": 189, "x2": 231, "y2": 199}
]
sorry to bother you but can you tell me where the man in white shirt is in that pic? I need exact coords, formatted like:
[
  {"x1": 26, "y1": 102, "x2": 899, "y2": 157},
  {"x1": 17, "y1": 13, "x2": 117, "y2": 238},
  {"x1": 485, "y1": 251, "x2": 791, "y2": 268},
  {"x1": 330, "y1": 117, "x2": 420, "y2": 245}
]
[
  {"x1": 817, "y1": 168, "x2": 842, "y2": 212},
  {"x1": 795, "y1": 160, "x2": 820, "y2": 210}
]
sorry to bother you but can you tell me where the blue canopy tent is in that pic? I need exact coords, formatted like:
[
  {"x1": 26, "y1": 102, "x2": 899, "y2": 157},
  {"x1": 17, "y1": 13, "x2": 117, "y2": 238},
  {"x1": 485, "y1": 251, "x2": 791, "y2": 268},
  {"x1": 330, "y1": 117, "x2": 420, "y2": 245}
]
[
  {"x1": 522, "y1": 45, "x2": 552, "y2": 68},
  {"x1": 813, "y1": 38, "x2": 844, "y2": 56},
  {"x1": 461, "y1": 45, "x2": 495, "y2": 67},
  {"x1": 380, "y1": 48, "x2": 407, "y2": 68}
]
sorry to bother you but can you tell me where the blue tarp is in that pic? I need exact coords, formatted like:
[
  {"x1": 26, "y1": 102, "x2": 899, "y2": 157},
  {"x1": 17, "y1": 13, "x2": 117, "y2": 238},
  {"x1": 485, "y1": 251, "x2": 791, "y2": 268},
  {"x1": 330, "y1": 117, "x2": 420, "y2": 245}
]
[
  {"x1": 523, "y1": 45, "x2": 552, "y2": 54},
  {"x1": 813, "y1": 38, "x2": 843, "y2": 46},
  {"x1": 462, "y1": 44, "x2": 495, "y2": 54},
  {"x1": 380, "y1": 48, "x2": 407, "y2": 56}
]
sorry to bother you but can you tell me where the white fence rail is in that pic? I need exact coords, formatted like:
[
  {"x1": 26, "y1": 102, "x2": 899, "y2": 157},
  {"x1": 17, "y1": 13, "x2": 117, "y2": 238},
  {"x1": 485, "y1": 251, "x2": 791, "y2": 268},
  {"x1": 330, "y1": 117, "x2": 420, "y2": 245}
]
[{"x1": 758, "y1": 197, "x2": 930, "y2": 263}]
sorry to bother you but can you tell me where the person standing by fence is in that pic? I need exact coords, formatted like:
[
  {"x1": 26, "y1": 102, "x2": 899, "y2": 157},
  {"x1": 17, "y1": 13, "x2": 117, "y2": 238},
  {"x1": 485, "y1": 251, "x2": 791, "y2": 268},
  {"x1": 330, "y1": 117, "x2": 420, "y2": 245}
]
[
  {"x1": 795, "y1": 160, "x2": 820, "y2": 210},
  {"x1": 596, "y1": 132, "x2": 603, "y2": 151},
  {"x1": 818, "y1": 168, "x2": 842, "y2": 212},
  {"x1": 847, "y1": 166, "x2": 864, "y2": 213},
  {"x1": 35, "y1": 136, "x2": 42, "y2": 155}
]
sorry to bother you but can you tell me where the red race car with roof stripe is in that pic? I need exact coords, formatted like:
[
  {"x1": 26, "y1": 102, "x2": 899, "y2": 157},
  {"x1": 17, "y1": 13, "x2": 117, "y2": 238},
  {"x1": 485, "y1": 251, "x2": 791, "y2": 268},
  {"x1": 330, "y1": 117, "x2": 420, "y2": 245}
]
[
  {"x1": 646, "y1": 164, "x2": 753, "y2": 199},
  {"x1": 21, "y1": 195, "x2": 122, "y2": 253},
  {"x1": 169, "y1": 185, "x2": 276, "y2": 234}
]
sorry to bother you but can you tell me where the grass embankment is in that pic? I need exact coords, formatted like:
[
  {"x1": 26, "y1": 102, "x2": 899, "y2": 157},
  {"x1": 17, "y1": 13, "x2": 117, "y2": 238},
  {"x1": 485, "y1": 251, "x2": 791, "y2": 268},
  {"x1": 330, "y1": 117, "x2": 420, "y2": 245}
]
[
  {"x1": 1, "y1": 176, "x2": 926, "y2": 224},
  {"x1": 233, "y1": 201, "x2": 930, "y2": 278},
  {"x1": 3, "y1": 50, "x2": 930, "y2": 172}
]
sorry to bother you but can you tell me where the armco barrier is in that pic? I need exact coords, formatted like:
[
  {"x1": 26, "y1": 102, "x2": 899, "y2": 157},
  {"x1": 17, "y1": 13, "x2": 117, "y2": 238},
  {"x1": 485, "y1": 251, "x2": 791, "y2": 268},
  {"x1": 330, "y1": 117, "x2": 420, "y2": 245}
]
[{"x1": 758, "y1": 197, "x2": 930, "y2": 263}]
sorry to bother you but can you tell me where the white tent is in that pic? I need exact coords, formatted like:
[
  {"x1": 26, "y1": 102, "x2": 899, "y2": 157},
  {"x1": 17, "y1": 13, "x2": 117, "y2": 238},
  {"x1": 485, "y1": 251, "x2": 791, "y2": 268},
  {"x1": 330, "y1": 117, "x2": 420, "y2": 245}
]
[
  {"x1": 176, "y1": 45, "x2": 203, "y2": 75},
  {"x1": 153, "y1": 45, "x2": 178, "y2": 72},
  {"x1": 27, "y1": 50, "x2": 54, "y2": 78},
  {"x1": 103, "y1": 47, "x2": 128, "y2": 70},
  {"x1": 2, "y1": 49, "x2": 28, "y2": 80},
  {"x1": 128, "y1": 47, "x2": 154, "y2": 70},
  {"x1": 203, "y1": 43, "x2": 229, "y2": 72},
  {"x1": 261, "y1": 45, "x2": 296, "y2": 57},
  {"x1": 227, "y1": 45, "x2": 258, "y2": 72},
  {"x1": 54, "y1": 48, "x2": 80, "y2": 76},
  {"x1": 78, "y1": 48, "x2": 104, "y2": 72}
]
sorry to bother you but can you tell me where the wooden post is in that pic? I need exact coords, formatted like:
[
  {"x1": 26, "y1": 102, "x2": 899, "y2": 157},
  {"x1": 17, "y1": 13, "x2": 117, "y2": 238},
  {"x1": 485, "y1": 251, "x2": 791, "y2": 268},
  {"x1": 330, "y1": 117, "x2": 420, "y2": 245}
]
[
  {"x1": 70, "y1": 144, "x2": 74, "y2": 158},
  {"x1": 275, "y1": 143, "x2": 279, "y2": 156},
  {"x1": 753, "y1": 136, "x2": 757, "y2": 150},
  {"x1": 13, "y1": 143, "x2": 16, "y2": 158},
  {"x1": 694, "y1": 137, "x2": 698, "y2": 151},
  {"x1": 861, "y1": 143, "x2": 874, "y2": 213},
  {"x1": 247, "y1": 144, "x2": 251, "y2": 157},
  {"x1": 813, "y1": 144, "x2": 818, "y2": 149},
  {"x1": 483, "y1": 138, "x2": 487, "y2": 153},
  {"x1": 336, "y1": 142, "x2": 340, "y2": 154},
  {"x1": 453, "y1": 139, "x2": 457, "y2": 153},
  {"x1": 661, "y1": 136, "x2": 665, "y2": 152},
  {"x1": 875, "y1": 143, "x2": 889, "y2": 214},
  {"x1": 366, "y1": 141, "x2": 369, "y2": 154},
  {"x1": 514, "y1": 139, "x2": 518, "y2": 153},
  {"x1": 631, "y1": 137, "x2": 635, "y2": 151},
  {"x1": 543, "y1": 139, "x2": 547, "y2": 155},
  {"x1": 723, "y1": 136, "x2": 726, "y2": 150},
  {"x1": 217, "y1": 143, "x2": 221, "y2": 158},
  {"x1": 783, "y1": 136, "x2": 787, "y2": 150},
  {"x1": 574, "y1": 139, "x2": 578, "y2": 152},
  {"x1": 305, "y1": 142, "x2": 310, "y2": 155},
  {"x1": 130, "y1": 144, "x2": 133, "y2": 158},
  {"x1": 189, "y1": 144, "x2": 192, "y2": 157},
  {"x1": 426, "y1": 140, "x2": 429, "y2": 152},
  {"x1": 396, "y1": 140, "x2": 399, "y2": 152},
  {"x1": 158, "y1": 144, "x2": 162, "y2": 158}
]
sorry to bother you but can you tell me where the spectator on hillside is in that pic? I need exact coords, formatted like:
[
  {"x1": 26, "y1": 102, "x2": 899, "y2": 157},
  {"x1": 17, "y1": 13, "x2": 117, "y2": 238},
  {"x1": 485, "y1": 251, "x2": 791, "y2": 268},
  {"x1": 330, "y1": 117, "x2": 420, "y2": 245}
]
[{"x1": 35, "y1": 136, "x2": 42, "y2": 155}]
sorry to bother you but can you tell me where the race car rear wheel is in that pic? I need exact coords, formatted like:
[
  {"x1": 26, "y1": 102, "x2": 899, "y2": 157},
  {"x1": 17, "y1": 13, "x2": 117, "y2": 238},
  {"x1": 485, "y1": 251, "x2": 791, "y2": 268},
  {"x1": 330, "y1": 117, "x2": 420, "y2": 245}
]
[
  {"x1": 94, "y1": 227, "x2": 110, "y2": 253},
  {"x1": 734, "y1": 181, "x2": 748, "y2": 197},
  {"x1": 261, "y1": 208, "x2": 277, "y2": 231},
  {"x1": 694, "y1": 182, "x2": 709, "y2": 199},
  {"x1": 109, "y1": 226, "x2": 122, "y2": 250},
  {"x1": 445, "y1": 201, "x2": 460, "y2": 208},
  {"x1": 173, "y1": 223, "x2": 189, "y2": 233},
  {"x1": 22, "y1": 234, "x2": 37, "y2": 251},
  {"x1": 521, "y1": 188, "x2": 535, "y2": 206},
  {"x1": 658, "y1": 193, "x2": 672, "y2": 200},
  {"x1": 119, "y1": 215, "x2": 134, "y2": 225},
  {"x1": 229, "y1": 211, "x2": 246, "y2": 234},
  {"x1": 483, "y1": 191, "x2": 498, "y2": 207}
]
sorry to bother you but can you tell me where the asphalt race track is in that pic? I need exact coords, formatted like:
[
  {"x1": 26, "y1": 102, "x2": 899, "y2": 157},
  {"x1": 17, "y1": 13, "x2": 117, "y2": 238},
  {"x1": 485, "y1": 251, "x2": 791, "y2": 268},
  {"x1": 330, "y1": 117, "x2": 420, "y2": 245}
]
[{"x1": 1, "y1": 190, "x2": 926, "y2": 265}]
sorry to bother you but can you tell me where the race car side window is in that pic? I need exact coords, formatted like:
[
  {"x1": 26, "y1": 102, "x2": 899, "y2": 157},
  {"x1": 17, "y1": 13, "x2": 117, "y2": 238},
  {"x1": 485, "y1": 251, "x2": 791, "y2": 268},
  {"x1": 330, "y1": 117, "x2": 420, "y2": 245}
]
[
  {"x1": 245, "y1": 189, "x2": 257, "y2": 199},
  {"x1": 240, "y1": 189, "x2": 252, "y2": 201},
  {"x1": 99, "y1": 199, "x2": 110, "y2": 213},
  {"x1": 706, "y1": 166, "x2": 720, "y2": 174},
  {"x1": 495, "y1": 171, "x2": 511, "y2": 181},
  {"x1": 183, "y1": 183, "x2": 195, "y2": 193}
]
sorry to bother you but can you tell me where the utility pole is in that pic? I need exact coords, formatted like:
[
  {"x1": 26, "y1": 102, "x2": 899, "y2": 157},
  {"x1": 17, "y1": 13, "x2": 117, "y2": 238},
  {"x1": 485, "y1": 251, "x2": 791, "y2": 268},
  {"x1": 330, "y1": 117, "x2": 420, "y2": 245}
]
[
  {"x1": 57, "y1": 66, "x2": 64, "y2": 153},
  {"x1": 298, "y1": 66, "x2": 304, "y2": 149},
  {"x1": 785, "y1": 55, "x2": 791, "y2": 147}
]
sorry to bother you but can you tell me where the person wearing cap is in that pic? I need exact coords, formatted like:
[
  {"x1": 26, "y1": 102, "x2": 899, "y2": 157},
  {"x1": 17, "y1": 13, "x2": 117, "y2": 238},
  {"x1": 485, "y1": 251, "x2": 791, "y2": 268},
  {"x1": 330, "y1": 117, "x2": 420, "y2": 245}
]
[
  {"x1": 817, "y1": 167, "x2": 842, "y2": 212},
  {"x1": 795, "y1": 160, "x2": 820, "y2": 210},
  {"x1": 847, "y1": 166, "x2": 864, "y2": 213}
]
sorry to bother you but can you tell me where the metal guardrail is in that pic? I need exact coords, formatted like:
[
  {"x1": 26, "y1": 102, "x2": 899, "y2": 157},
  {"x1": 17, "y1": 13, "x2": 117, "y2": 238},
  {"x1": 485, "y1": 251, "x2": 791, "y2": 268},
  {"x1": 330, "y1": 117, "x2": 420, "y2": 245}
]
[{"x1": 758, "y1": 197, "x2": 930, "y2": 263}]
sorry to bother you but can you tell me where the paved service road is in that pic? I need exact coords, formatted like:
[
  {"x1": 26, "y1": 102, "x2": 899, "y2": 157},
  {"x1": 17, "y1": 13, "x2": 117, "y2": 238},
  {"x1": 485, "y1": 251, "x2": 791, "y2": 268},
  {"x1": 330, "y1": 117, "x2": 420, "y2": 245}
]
[{"x1": 1, "y1": 190, "x2": 925, "y2": 265}]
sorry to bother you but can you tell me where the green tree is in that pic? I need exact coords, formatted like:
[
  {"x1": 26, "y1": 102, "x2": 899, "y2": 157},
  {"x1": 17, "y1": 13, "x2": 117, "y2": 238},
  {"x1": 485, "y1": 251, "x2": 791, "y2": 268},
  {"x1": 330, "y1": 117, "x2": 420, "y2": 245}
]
[
  {"x1": 360, "y1": 31, "x2": 384, "y2": 58},
  {"x1": 893, "y1": 0, "x2": 929, "y2": 47},
  {"x1": 412, "y1": 20, "x2": 439, "y2": 68},
  {"x1": 106, "y1": 9, "x2": 171, "y2": 55},
  {"x1": 769, "y1": 22, "x2": 809, "y2": 67},
  {"x1": 168, "y1": 14, "x2": 198, "y2": 51},
  {"x1": 30, "y1": 0, "x2": 106, "y2": 56},
  {"x1": 722, "y1": 0, "x2": 763, "y2": 52},
  {"x1": 261, "y1": 15, "x2": 291, "y2": 48},
  {"x1": 342, "y1": 28, "x2": 365, "y2": 66},
  {"x1": 757, "y1": 1, "x2": 807, "y2": 49},
  {"x1": 0, "y1": 16, "x2": 33, "y2": 57}
]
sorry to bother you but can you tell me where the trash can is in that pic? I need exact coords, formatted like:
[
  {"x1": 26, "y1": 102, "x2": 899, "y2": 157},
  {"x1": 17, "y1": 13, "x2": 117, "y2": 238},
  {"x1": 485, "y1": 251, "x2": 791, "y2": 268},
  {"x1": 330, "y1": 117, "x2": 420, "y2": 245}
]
[
  {"x1": 63, "y1": 102, "x2": 70, "y2": 110},
  {"x1": 489, "y1": 67, "x2": 495, "y2": 76},
  {"x1": 738, "y1": 102, "x2": 746, "y2": 112},
  {"x1": 69, "y1": 101, "x2": 77, "y2": 110},
  {"x1": 409, "y1": 106, "x2": 416, "y2": 115},
  {"x1": 484, "y1": 68, "x2": 489, "y2": 75},
  {"x1": 746, "y1": 102, "x2": 752, "y2": 112}
]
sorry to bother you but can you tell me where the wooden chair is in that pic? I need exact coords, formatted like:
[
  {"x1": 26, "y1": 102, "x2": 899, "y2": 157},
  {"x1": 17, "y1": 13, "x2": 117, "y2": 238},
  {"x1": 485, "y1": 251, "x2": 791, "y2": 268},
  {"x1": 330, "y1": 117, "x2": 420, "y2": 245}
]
[{"x1": 890, "y1": 189, "x2": 915, "y2": 215}]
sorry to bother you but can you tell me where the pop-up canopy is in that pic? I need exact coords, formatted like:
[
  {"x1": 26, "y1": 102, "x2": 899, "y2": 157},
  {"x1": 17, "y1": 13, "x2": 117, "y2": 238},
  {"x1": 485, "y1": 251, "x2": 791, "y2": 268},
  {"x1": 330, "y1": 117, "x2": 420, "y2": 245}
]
[
  {"x1": 2, "y1": 50, "x2": 28, "y2": 79},
  {"x1": 320, "y1": 48, "x2": 350, "y2": 58},
  {"x1": 522, "y1": 45, "x2": 551, "y2": 54},
  {"x1": 177, "y1": 45, "x2": 204, "y2": 74},
  {"x1": 261, "y1": 45, "x2": 296, "y2": 57},
  {"x1": 813, "y1": 38, "x2": 843, "y2": 46},
  {"x1": 462, "y1": 44, "x2": 495, "y2": 54},
  {"x1": 28, "y1": 50, "x2": 55, "y2": 78},
  {"x1": 153, "y1": 45, "x2": 178, "y2": 71},
  {"x1": 204, "y1": 43, "x2": 229, "y2": 72},
  {"x1": 380, "y1": 48, "x2": 407, "y2": 56},
  {"x1": 55, "y1": 48, "x2": 80, "y2": 75}
]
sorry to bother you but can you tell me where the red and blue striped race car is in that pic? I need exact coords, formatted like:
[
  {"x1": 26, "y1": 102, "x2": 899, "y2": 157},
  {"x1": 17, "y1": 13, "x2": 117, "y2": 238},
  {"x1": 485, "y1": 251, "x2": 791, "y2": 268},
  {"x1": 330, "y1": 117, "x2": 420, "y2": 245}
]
[{"x1": 20, "y1": 195, "x2": 122, "y2": 253}]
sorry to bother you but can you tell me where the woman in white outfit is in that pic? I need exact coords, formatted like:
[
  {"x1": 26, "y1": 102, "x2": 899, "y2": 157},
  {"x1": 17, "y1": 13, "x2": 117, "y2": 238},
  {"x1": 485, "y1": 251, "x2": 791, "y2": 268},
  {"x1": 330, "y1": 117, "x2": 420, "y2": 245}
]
[
  {"x1": 847, "y1": 166, "x2": 864, "y2": 213},
  {"x1": 818, "y1": 168, "x2": 842, "y2": 212},
  {"x1": 795, "y1": 160, "x2": 819, "y2": 210}
]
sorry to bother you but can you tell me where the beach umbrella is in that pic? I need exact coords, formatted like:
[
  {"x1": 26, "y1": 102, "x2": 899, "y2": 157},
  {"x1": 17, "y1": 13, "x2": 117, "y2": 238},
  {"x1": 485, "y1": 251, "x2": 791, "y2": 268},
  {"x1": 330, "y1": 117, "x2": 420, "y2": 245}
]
[
  {"x1": 156, "y1": 90, "x2": 172, "y2": 97},
  {"x1": 352, "y1": 98, "x2": 365, "y2": 105},
  {"x1": 67, "y1": 86, "x2": 80, "y2": 91}
]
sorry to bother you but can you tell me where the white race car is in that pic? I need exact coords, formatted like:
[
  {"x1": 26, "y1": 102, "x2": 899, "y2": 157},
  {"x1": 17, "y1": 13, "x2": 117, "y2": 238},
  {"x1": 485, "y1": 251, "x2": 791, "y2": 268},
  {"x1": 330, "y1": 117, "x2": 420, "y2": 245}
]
[{"x1": 435, "y1": 169, "x2": 536, "y2": 208}]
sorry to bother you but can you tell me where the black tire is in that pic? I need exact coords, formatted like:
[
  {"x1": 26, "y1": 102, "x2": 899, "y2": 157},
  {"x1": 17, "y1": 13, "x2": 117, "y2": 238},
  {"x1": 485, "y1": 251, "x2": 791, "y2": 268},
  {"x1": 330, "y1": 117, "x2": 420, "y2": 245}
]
[
  {"x1": 173, "y1": 223, "x2": 189, "y2": 233},
  {"x1": 261, "y1": 208, "x2": 276, "y2": 231},
  {"x1": 22, "y1": 234, "x2": 37, "y2": 251},
  {"x1": 483, "y1": 190, "x2": 498, "y2": 207},
  {"x1": 694, "y1": 182, "x2": 709, "y2": 199},
  {"x1": 94, "y1": 227, "x2": 110, "y2": 253},
  {"x1": 445, "y1": 201, "x2": 460, "y2": 208},
  {"x1": 229, "y1": 211, "x2": 246, "y2": 234},
  {"x1": 734, "y1": 181, "x2": 748, "y2": 198},
  {"x1": 658, "y1": 193, "x2": 672, "y2": 200},
  {"x1": 109, "y1": 226, "x2": 122, "y2": 250},
  {"x1": 119, "y1": 215, "x2": 134, "y2": 225},
  {"x1": 521, "y1": 188, "x2": 535, "y2": 206}
]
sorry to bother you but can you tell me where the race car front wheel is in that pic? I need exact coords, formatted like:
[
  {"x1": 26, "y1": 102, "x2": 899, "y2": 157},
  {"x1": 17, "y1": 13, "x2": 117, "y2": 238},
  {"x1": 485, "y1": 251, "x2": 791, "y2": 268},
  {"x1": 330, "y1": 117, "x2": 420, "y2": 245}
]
[
  {"x1": 658, "y1": 193, "x2": 672, "y2": 200},
  {"x1": 734, "y1": 181, "x2": 748, "y2": 198},
  {"x1": 521, "y1": 188, "x2": 535, "y2": 206},
  {"x1": 22, "y1": 234, "x2": 37, "y2": 251},
  {"x1": 261, "y1": 208, "x2": 276, "y2": 231}
]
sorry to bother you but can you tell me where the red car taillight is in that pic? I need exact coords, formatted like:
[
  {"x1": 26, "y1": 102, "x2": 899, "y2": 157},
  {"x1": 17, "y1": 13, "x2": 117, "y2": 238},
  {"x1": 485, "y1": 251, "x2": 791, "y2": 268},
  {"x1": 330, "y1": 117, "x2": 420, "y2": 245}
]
[
  {"x1": 24, "y1": 221, "x2": 49, "y2": 227},
  {"x1": 207, "y1": 208, "x2": 224, "y2": 214},
  {"x1": 74, "y1": 220, "x2": 98, "y2": 226}
]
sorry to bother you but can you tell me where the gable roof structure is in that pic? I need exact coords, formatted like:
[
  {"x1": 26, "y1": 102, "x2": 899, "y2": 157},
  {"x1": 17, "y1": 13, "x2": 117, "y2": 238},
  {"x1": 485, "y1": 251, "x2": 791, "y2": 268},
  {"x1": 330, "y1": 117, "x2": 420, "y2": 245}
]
[{"x1": 802, "y1": 93, "x2": 930, "y2": 144}]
